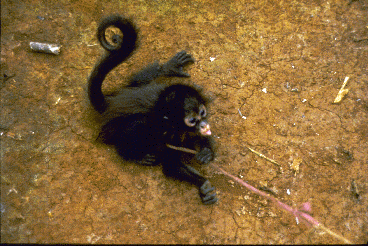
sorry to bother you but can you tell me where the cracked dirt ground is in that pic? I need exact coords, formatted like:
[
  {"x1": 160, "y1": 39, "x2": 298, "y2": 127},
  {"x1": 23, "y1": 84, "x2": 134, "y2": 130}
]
[{"x1": 1, "y1": 0, "x2": 367, "y2": 244}]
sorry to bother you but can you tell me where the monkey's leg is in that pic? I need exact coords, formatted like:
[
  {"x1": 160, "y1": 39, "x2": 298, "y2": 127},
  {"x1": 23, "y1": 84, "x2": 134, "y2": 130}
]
[
  {"x1": 162, "y1": 162, "x2": 218, "y2": 204},
  {"x1": 128, "y1": 51, "x2": 194, "y2": 87},
  {"x1": 128, "y1": 63, "x2": 162, "y2": 87},
  {"x1": 161, "y1": 50, "x2": 195, "y2": 77}
]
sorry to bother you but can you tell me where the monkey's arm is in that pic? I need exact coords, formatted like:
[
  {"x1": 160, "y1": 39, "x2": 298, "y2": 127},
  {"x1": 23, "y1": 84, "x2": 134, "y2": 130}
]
[
  {"x1": 190, "y1": 136, "x2": 216, "y2": 164},
  {"x1": 128, "y1": 51, "x2": 194, "y2": 87}
]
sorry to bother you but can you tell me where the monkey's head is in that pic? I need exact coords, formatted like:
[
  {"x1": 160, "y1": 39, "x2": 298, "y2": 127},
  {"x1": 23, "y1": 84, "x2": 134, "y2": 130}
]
[{"x1": 157, "y1": 84, "x2": 212, "y2": 136}]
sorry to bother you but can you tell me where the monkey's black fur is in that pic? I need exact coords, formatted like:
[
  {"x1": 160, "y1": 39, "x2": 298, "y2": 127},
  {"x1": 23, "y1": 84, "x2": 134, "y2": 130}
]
[{"x1": 87, "y1": 15, "x2": 217, "y2": 204}]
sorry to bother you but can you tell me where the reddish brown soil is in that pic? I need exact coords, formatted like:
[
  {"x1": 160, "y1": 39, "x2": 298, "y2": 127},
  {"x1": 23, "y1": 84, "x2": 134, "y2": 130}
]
[{"x1": 1, "y1": 0, "x2": 367, "y2": 244}]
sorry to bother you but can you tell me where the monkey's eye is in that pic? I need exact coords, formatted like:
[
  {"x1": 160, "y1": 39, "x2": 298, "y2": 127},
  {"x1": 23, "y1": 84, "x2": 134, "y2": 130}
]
[{"x1": 185, "y1": 117, "x2": 197, "y2": 127}]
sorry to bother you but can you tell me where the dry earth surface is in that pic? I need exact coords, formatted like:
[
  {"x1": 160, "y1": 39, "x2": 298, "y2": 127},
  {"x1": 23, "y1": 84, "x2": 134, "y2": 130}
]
[{"x1": 1, "y1": 0, "x2": 367, "y2": 244}]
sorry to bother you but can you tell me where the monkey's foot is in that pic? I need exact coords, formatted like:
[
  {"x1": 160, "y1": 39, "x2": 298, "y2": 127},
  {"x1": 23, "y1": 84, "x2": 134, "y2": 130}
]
[
  {"x1": 199, "y1": 180, "x2": 218, "y2": 205},
  {"x1": 137, "y1": 154, "x2": 158, "y2": 166},
  {"x1": 162, "y1": 50, "x2": 195, "y2": 77}
]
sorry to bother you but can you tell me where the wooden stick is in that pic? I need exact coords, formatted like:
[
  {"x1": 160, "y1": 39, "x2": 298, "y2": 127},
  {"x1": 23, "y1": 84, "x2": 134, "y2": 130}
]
[{"x1": 166, "y1": 144, "x2": 197, "y2": 154}]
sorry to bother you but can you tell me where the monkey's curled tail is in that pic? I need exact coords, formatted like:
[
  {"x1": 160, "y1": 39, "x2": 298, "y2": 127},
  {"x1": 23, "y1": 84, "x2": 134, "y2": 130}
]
[{"x1": 88, "y1": 15, "x2": 138, "y2": 113}]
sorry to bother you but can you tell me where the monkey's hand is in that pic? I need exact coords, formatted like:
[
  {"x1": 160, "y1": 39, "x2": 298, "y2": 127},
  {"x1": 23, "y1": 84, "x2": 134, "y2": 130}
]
[
  {"x1": 162, "y1": 50, "x2": 195, "y2": 77},
  {"x1": 196, "y1": 147, "x2": 214, "y2": 164},
  {"x1": 199, "y1": 180, "x2": 218, "y2": 205}
]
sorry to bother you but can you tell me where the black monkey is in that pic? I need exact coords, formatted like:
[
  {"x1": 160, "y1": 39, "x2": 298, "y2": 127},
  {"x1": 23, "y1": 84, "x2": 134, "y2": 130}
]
[{"x1": 88, "y1": 15, "x2": 218, "y2": 205}]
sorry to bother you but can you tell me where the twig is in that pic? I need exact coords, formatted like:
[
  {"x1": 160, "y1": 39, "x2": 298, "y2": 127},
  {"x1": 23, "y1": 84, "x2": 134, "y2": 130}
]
[
  {"x1": 166, "y1": 144, "x2": 352, "y2": 244},
  {"x1": 333, "y1": 76, "x2": 349, "y2": 103},
  {"x1": 246, "y1": 146, "x2": 281, "y2": 166},
  {"x1": 166, "y1": 144, "x2": 197, "y2": 154}
]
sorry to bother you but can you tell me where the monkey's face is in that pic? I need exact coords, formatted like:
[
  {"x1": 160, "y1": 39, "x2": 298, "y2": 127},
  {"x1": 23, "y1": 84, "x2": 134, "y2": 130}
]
[
  {"x1": 184, "y1": 104, "x2": 211, "y2": 136},
  {"x1": 159, "y1": 85, "x2": 211, "y2": 136}
]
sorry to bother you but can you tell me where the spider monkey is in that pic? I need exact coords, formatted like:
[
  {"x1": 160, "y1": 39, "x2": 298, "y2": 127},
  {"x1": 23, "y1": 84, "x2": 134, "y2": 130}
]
[{"x1": 88, "y1": 14, "x2": 218, "y2": 205}]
